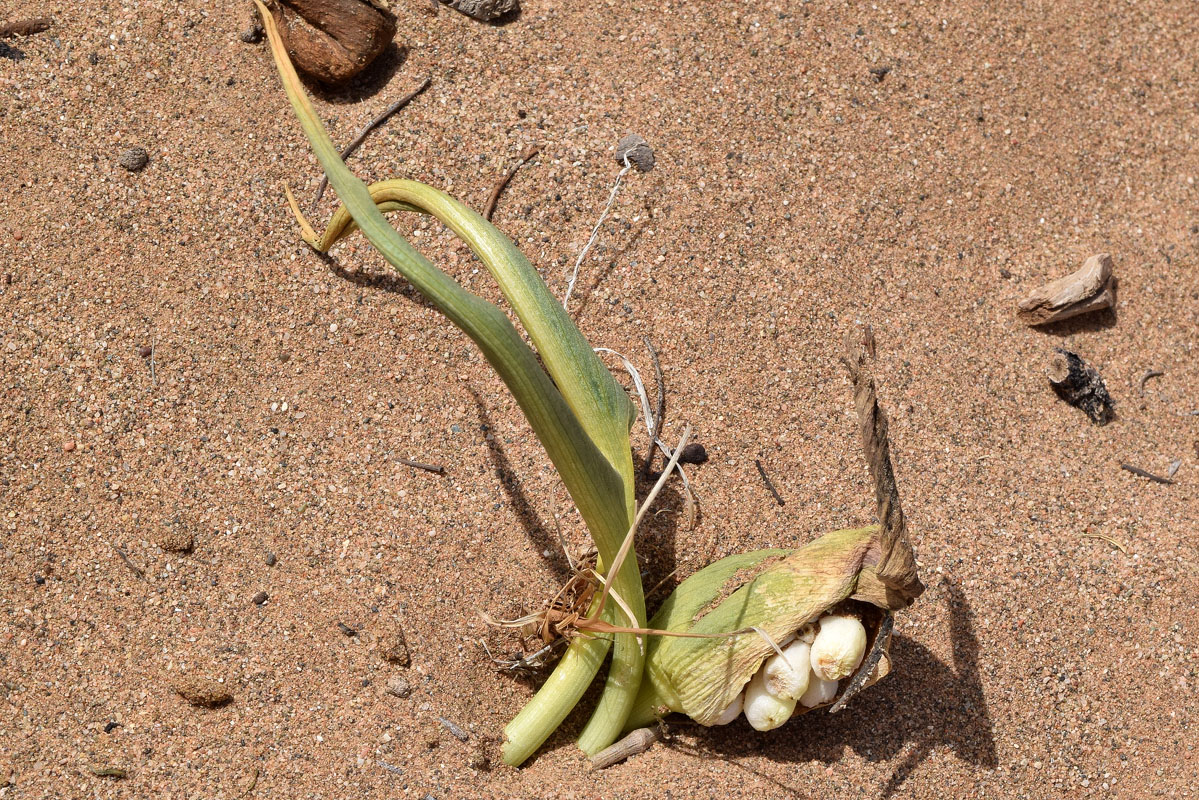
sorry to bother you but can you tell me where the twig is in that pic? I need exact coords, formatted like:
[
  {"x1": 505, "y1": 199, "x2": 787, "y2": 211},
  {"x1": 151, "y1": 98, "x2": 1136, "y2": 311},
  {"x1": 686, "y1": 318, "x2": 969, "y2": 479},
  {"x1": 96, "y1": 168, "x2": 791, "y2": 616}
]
[
  {"x1": 377, "y1": 759, "x2": 404, "y2": 775},
  {"x1": 149, "y1": 343, "x2": 157, "y2": 387},
  {"x1": 642, "y1": 336, "x2": 666, "y2": 479},
  {"x1": 564, "y1": 155, "x2": 632, "y2": 309},
  {"x1": 483, "y1": 145, "x2": 540, "y2": 221},
  {"x1": 314, "y1": 77, "x2": 432, "y2": 203},
  {"x1": 590, "y1": 726, "x2": 661, "y2": 769},
  {"x1": 1080, "y1": 533, "x2": 1128, "y2": 554},
  {"x1": 0, "y1": 18, "x2": 52, "y2": 38},
  {"x1": 438, "y1": 716, "x2": 470, "y2": 742},
  {"x1": 1120, "y1": 463, "x2": 1173, "y2": 485},
  {"x1": 111, "y1": 544, "x2": 145, "y2": 580},
  {"x1": 1138, "y1": 369, "x2": 1164, "y2": 394},
  {"x1": 754, "y1": 459, "x2": 784, "y2": 506},
  {"x1": 396, "y1": 456, "x2": 444, "y2": 474}
]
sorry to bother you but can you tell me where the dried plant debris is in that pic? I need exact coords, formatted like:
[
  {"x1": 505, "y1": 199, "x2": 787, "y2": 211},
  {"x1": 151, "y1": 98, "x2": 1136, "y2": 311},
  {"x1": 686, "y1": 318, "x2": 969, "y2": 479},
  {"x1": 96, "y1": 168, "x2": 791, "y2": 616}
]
[
  {"x1": 441, "y1": 0, "x2": 518, "y2": 21},
  {"x1": 1017, "y1": 253, "x2": 1115, "y2": 326},
  {"x1": 0, "y1": 18, "x2": 53, "y2": 38},
  {"x1": 590, "y1": 726, "x2": 661, "y2": 769},
  {"x1": 1048, "y1": 348, "x2": 1115, "y2": 425},
  {"x1": 260, "y1": 0, "x2": 396, "y2": 84}
]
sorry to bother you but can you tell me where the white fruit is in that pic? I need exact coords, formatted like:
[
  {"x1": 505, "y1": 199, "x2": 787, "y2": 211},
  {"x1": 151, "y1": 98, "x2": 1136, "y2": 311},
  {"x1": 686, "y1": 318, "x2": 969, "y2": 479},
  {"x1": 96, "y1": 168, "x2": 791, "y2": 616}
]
[
  {"x1": 743, "y1": 669, "x2": 797, "y2": 731},
  {"x1": 763, "y1": 641, "x2": 811, "y2": 701},
  {"x1": 809, "y1": 614, "x2": 867, "y2": 681}
]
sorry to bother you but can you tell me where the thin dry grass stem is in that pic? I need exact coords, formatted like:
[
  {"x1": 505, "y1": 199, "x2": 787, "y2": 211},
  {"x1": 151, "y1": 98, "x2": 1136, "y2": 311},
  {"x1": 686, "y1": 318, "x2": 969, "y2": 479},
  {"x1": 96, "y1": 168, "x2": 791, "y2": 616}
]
[
  {"x1": 596, "y1": 346, "x2": 698, "y2": 526},
  {"x1": 589, "y1": 425, "x2": 691, "y2": 626},
  {"x1": 564, "y1": 155, "x2": 632, "y2": 308},
  {"x1": 1080, "y1": 532, "x2": 1128, "y2": 554}
]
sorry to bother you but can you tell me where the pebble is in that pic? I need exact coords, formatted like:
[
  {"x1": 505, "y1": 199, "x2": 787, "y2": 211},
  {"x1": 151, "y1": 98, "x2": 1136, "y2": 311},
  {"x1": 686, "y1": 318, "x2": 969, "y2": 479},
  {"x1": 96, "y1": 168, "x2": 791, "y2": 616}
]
[
  {"x1": 138, "y1": 345, "x2": 152, "y2": 358},
  {"x1": 265, "y1": 550, "x2": 277, "y2": 567},
  {"x1": 615, "y1": 134, "x2": 655, "y2": 172},
  {"x1": 118, "y1": 147, "x2": 149, "y2": 172},
  {"x1": 337, "y1": 622, "x2": 358, "y2": 637},
  {"x1": 385, "y1": 675, "x2": 411, "y2": 698},
  {"x1": 172, "y1": 675, "x2": 233, "y2": 707},
  {"x1": 442, "y1": 0, "x2": 519, "y2": 21},
  {"x1": 678, "y1": 442, "x2": 709, "y2": 464},
  {"x1": 62, "y1": 440, "x2": 76, "y2": 453},
  {"x1": 252, "y1": 591, "x2": 269, "y2": 606}
]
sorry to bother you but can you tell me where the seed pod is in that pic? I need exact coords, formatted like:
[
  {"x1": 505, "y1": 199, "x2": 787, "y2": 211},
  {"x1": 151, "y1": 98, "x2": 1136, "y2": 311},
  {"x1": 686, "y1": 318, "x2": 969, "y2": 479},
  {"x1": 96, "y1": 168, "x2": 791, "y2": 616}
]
[
  {"x1": 763, "y1": 641, "x2": 811, "y2": 701},
  {"x1": 628, "y1": 523, "x2": 918, "y2": 729},
  {"x1": 743, "y1": 669, "x2": 796, "y2": 731},
  {"x1": 810, "y1": 614, "x2": 867, "y2": 681}
]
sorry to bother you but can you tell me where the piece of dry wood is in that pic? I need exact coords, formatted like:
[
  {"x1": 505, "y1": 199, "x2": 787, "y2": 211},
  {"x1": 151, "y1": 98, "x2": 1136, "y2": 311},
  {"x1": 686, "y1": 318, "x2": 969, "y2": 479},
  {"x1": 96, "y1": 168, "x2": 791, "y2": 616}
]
[
  {"x1": 1017, "y1": 253, "x2": 1114, "y2": 325},
  {"x1": 1048, "y1": 348, "x2": 1114, "y2": 425},
  {"x1": 0, "y1": 17, "x2": 53, "y2": 38},
  {"x1": 590, "y1": 726, "x2": 661, "y2": 769},
  {"x1": 260, "y1": 0, "x2": 396, "y2": 85}
]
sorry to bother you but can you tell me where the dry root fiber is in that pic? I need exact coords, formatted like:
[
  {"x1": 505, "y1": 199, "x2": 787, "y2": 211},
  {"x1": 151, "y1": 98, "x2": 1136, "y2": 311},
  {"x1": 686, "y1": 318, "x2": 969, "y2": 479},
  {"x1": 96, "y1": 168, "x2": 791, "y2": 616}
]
[{"x1": 259, "y1": 0, "x2": 396, "y2": 84}]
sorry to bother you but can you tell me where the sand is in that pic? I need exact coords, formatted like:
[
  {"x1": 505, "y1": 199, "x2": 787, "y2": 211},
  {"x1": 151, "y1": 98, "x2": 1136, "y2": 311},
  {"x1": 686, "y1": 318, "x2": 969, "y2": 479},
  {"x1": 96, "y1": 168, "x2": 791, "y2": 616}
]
[{"x1": 2, "y1": 0, "x2": 1197, "y2": 797}]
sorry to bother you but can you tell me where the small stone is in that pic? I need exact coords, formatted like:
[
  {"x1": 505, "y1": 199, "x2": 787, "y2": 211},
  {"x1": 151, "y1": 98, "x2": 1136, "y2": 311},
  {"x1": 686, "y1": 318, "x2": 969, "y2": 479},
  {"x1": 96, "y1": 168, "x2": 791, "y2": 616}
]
[
  {"x1": 172, "y1": 675, "x2": 233, "y2": 707},
  {"x1": 337, "y1": 622, "x2": 358, "y2": 637},
  {"x1": 252, "y1": 591, "x2": 269, "y2": 606},
  {"x1": 62, "y1": 441, "x2": 76, "y2": 453},
  {"x1": 265, "y1": 551, "x2": 277, "y2": 567},
  {"x1": 34, "y1": 574, "x2": 45, "y2": 585},
  {"x1": 869, "y1": 65, "x2": 892, "y2": 82},
  {"x1": 385, "y1": 675, "x2": 411, "y2": 698},
  {"x1": 378, "y1": 627, "x2": 411, "y2": 666},
  {"x1": 138, "y1": 345, "x2": 152, "y2": 358},
  {"x1": 118, "y1": 147, "x2": 149, "y2": 172},
  {"x1": 678, "y1": 443, "x2": 709, "y2": 464},
  {"x1": 87, "y1": 51, "x2": 100, "y2": 65},
  {"x1": 615, "y1": 134, "x2": 655, "y2": 172},
  {"x1": 441, "y1": 0, "x2": 519, "y2": 21},
  {"x1": 156, "y1": 516, "x2": 194, "y2": 554},
  {"x1": 104, "y1": 721, "x2": 120, "y2": 733}
]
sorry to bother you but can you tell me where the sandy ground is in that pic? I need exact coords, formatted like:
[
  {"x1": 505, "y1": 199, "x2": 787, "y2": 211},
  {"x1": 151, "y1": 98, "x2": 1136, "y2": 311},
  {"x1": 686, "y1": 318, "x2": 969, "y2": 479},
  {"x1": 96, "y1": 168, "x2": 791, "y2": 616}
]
[{"x1": 2, "y1": 0, "x2": 1198, "y2": 797}]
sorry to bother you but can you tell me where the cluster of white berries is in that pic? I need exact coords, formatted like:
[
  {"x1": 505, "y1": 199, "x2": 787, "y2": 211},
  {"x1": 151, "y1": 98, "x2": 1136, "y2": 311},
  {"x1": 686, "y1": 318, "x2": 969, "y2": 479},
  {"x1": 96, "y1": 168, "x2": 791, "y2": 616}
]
[{"x1": 711, "y1": 614, "x2": 868, "y2": 731}]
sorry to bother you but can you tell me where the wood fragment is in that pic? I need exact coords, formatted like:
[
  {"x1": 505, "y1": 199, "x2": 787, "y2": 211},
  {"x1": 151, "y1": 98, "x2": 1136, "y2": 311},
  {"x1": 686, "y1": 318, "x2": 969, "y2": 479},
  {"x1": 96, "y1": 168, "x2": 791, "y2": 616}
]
[
  {"x1": 0, "y1": 17, "x2": 53, "y2": 38},
  {"x1": 590, "y1": 726, "x2": 661, "y2": 769},
  {"x1": 1017, "y1": 253, "x2": 1115, "y2": 325},
  {"x1": 1047, "y1": 349, "x2": 1114, "y2": 425},
  {"x1": 87, "y1": 765, "x2": 127, "y2": 779},
  {"x1": 438, "y1": 716, "x2": 470, "y2": 742},
  {"x1": 754, "y1": 459, "x2": 785, "y2": 506},
  {"x1": 237, "y1": 767, "x2": 260, "y2": 798},
  {"x1": 1119, "y1": 463, "x2": 1173, "y2": 485},
  {"x1": 314, "y1": 76, "x2": 432, "y2": 203},
  {"x1": 396, "y1": 456, "x2": 444, "y2": 474},
  {"x1": 1080, "y1": 533, "x2": 1128, "y2": 554},
  {"x1": 482, "y1": 145, "x2": 540, "y2": 221},
  {"x1": 1167, "y1": 459, "x2": 1182, "y2": 479}
]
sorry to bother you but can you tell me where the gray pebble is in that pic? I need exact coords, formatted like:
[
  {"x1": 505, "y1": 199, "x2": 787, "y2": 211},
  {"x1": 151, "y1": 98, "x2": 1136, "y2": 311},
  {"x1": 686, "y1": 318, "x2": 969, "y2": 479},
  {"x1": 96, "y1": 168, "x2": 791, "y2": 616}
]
[
  {"x1": 118, "y1": 147, "x2": 149, "y2": 172},
  {"x1": 252, "y1": 590, "x2": 269, "y2": 606},
  {"x1": 615, "y1": 134, "x2": 654, "y2": 172},
  {"x1": 441, "y1": 0, "x2": 519, "y2": 21},
  {"x1": 265, "y1": 550, "x2": 277, "y2": 567},
  {"x1": 385, "y1": 675, "x2": 411, "y2": 698}
]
